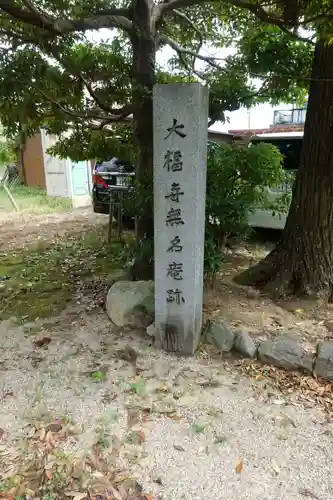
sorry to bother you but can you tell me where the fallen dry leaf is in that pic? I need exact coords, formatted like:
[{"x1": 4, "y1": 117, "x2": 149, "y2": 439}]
[
  {"x1": 144, "y1": 494, "x2": 154, "y2": 500},
  {"x1": 65, "y1": 491, "x2": 87, "y2": 500},
  {"x1": 299, "y1": 488, "x2": 321, "y2": 499},
  {"x1": 44, "y1": 469, "x2": 53, "y2": 481},
  {"x1": 166, "y1": 412, "x2": 181, "y2": 420},
  {"x1": 173, "y1": 444, "x2": 185, "y2": 451},
  {"x1": 46, "y1": 420, "x2": 63, "y2": 433},
  {"x1": 118, "y1": 484, "x2": 128, "y2": 498},
  {"x1": 127, "y1": 409, "x2": 141, "y2": 429},
  {"x1": 45, "y1": 430, "x2": 57, "y2": 448},
  {"x1": 271, "y1": 459, "x2": 280, "y2": 475},
  {"x1": 108, "y1": 485, "x2": 123, "y2": 500},
  {"x1": 139, "y1": 430, "x2": 146, "y2": 443},
  {"x1": 116, "y1": 346, "x2": 138, "y2": 363},
  {"x1": 0, "y1": 428, "x2": 4, "y2": 439},
  {"x1": 33, "y1": 336, "x2": 51, "y2": 347},
  {"x1": 235, "y1": 460, "x2": 243, "y2": 474},
  {"x1": 39, "y1": 427, "x2": 46, "y2": 441}
]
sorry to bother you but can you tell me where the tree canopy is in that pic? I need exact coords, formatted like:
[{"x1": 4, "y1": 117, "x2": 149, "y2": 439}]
[{"x1": 0, "y1": 0, "x2": 322, "y2": 160}]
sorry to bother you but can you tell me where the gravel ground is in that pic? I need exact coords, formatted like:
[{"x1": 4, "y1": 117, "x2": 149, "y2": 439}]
[{"x1": 1, "y1": 311, "x2": 333, "y2": 499}]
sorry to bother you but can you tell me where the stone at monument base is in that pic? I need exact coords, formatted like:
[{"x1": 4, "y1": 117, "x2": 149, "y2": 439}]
[{"x1": 106, "y1": 280, "x2": 154, "y2": 328}]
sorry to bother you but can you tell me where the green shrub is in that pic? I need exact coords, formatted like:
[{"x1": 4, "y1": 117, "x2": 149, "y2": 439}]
[{"x1": 204, "y1": 140, "x2": 291, "y2": 278}]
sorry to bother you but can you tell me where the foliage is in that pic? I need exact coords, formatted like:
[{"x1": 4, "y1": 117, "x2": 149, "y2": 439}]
[
  {"x1": 0, "y1": 1, "x2": 319, "y2": 161},
  {"x1": 0, "y1": 0, "x2": 330, "y2": 280},
  {"x1": 0, "y1": 137, "x2": 15, "y2": 165},
  {"x1": 204, "y1": 140, "x2": 290, "y2": 276}
]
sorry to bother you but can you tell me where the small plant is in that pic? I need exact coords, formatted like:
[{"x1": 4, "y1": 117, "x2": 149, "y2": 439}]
[
  {"x1": 91, "y1": 370, "x2": 107, "y2": 383},
  {"x1": 0, "y1": 476, "x2": 21, "y2": 493},
  {"x1": 96, "y1": 428, "x2": 109, "y2": 448},
  {"x1": 33, "y1": 382, "x2": 44, "y2": 404},
  {"x1": 126, "y1": 429, "x2": 145, "y2": 445},
  {"x1": 214, "y1": 434, "x2": 228, "y2": 445},
  {"x1": 191, "y1": 422, "x2": 207, "y2": 434},
  {"x1": 95, "y1": 409, "x2": 119, "y2": 448},
  {"x1": 127, "y1": 378, "x2": 146, "y2": 396},
  {"x1": 204, "y1": 140, "x2": 289, "y2": 280}
]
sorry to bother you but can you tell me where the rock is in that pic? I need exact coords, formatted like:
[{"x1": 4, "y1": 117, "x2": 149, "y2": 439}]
[
  {"x1": 314, "y1": 342, "x2": 333, "y2": 381},
  {"x1": 258, "y1": 337, "x2": 313, "y2": 373},
  {"x1": 245, "y1": 288, "x2": 260, "y2": 299},
  {"x1": 115, "y1": 346, "x2": 138, "y2": 364},
  {"x1": 146, "y1": 323, "x2": 156, "y2": 337},
  {"x1": 128, "y1": 305, "x2": 153, "y2": 329},
  {"x1": 324, "y1": 321, "x2": 333, "y2": 333},
  {"x1": 209, "y1": 319, "x2": 235, "y2": 352},
  {"x1": 106, "y1": 280, "x2": 154, "y2": 327},
  {"x1": 107, "y1": 269, "x2": 129, "y2": 286},
  {"x1": 234, "y1": 331, "x2": 257, "y2": 358},
  {"x1": 46, "y1": 420, "x2": 63, "y2": 433}
]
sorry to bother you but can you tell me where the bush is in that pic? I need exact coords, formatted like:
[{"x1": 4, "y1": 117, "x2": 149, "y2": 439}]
[{"x1": 204, "y1": 140, "x2": 290, "y2": 278}]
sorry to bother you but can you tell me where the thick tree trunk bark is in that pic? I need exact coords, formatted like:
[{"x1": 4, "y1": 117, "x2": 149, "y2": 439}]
[
  {"x1": 235, "y1": 39, "x2": 333, "y2": 300},
  {"x1": 130, "y1": 0, "x2": 156, "y2": 280}
]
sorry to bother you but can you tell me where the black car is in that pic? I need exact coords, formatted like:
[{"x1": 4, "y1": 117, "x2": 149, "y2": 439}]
[
  {"x1": 92, "y1": 158, "x2": 135, "y2": 216},
  {"x1": 92, "y1": 141, "x2": 219, "y2": 221}
]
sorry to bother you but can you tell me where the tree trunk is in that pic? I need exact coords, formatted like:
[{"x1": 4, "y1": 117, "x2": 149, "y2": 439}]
[
  {"x1": 130, "y1": 0, "x2": 156, "y2": 280},
  {"x1": 235, "y1": 39, "x2": 333, "y2": 300}
]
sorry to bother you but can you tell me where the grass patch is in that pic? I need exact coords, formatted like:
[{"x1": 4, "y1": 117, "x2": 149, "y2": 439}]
[
  {"x1": 0, "y1": 226, "x2": 128, "y2": 322},
  {"x1": 0, "y1": 185, "x2": 72, "y2": 214},
  {"x1": 191, "y1": 422, "x2": 207, "y2": 434}
]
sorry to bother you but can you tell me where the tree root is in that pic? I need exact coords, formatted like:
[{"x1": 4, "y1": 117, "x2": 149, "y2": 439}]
[
  {"x1": 234, "y1": 254, "x2": 333, "y2": 301},
  {"x1": 233, "y1": 257, "x2": 274, "y2": 287}
]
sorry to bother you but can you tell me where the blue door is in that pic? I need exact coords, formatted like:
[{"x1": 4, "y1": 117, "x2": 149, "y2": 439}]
[{"x1": 71, "y1": 161, "x2": 90, "y2": 196}]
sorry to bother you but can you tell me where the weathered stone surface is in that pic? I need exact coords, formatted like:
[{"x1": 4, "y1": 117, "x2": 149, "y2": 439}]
[
  {"x1": 153, "y1": 83, "x2": 208, "y2": 354},
  {"x1": 258, "y1": 337, "x2": 313, "y2": 373},
  {"x1": 146, "y1": 323, "x2": 156, "y2": 337},
  {"x1": 314, "y1": 342, "x2": 333, "y2": 381},
  {"x1": 209, "y1": 320, "x2": 235, "y2": 352},
  {"x1": 234, "y1": 331, "x2": 257, "y2": 358},
  {"x1": 324, "y1": 321, "x2": 333, "y2": 333},
  {"x1": 106, "y1": 280, "x2": 154, "y2": 327}
]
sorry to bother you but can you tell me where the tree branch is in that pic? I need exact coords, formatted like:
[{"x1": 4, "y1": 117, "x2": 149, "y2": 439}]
[
  {"x1": 171, "y1": 9, "x2": 204, "y2": 71},
  {"x1": 0, "y1": 1, "x2": 133, "y2": 35},
  {"x1": 94, "y1": 107, "x2": 134, "y2": 129},
  {"x1": 28, "y1": 83, "x2": 113, "y2": 121},
  {"x1": 42, "y1": 44, "x2": 132, "y2": 117},
  {"x1": 155, "y1": 0, "x2": 314, "y2": 45},
  {"x1": 0, "y1": 0, "x2": 58, "y2": 32},
  {"x1": 79, "y1": 74, "x2": 116, "y2": 114},
  {"x1": 21, "y1": 0, "x2": 51, "y2": 21},
  {"x1": 53, "y1": 12, "x2": 133, "y2": 34},
  {"x1": 26, "y1": 78, "x2": 133, "y2": 126},
  {"x1": 171, "y1": 8, "x2": 203, "y2": 42},
  {"x1": 159, "y1": 33, "x2": 225, "y2": 69}
]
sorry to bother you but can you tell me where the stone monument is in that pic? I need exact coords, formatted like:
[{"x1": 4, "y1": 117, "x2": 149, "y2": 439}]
[{"x1": 153, "y1": 83, "x2": 209, "y2": 354}]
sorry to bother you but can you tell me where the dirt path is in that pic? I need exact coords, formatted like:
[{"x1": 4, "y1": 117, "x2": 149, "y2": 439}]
[
  {"x1": 1, "y1": 212, "x2": 333, "y2": 499},
  {"x1": 0, "y1": 312, "x2": 333, "y2": 500},
  {"x1": 0, "y1": 208, "x2": 108, "y2": 251}
]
